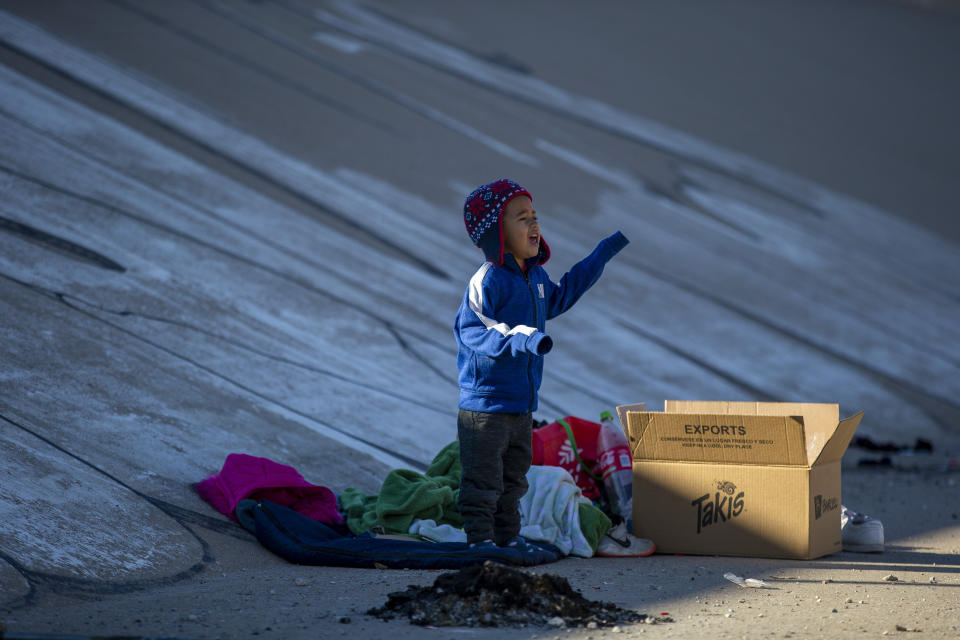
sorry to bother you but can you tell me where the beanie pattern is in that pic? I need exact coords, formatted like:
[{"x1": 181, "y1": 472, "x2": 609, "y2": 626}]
[{"x1": 463, "y1": 178, "x2": 532, "y2": 265}]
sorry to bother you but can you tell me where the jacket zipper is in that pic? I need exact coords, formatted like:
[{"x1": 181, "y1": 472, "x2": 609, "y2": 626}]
[{"x1": 523, "y1": 270, "x2": 537, "y2": 412}]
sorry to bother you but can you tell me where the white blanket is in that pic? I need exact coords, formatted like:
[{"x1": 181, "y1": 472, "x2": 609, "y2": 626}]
[
  {"x1": 519, "y1": 465, "x2": 594, "y2": 557},
  {"x1": 408, "y1": 518, "x2": 465, "y2": 543}
]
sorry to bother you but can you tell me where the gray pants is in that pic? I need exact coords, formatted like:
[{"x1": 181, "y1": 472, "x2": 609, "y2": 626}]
[{"x1": 457, "y1": 409, "x2": 532, "y2": 545}]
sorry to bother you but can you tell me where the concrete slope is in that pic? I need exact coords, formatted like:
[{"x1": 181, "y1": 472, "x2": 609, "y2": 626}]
[{"x1": 1, "y1": 0, "x2": 958, "y2": 610}]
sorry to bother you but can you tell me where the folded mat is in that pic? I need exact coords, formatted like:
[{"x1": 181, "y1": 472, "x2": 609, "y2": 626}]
[{"x1": 243, "y1": 499, "x2": 562, "y2": 569}]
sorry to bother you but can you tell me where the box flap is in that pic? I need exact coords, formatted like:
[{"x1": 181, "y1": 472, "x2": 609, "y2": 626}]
[
  {"x1": 813, "y1": 411, "x2": 864, "y2": 465},
  {"x1": 665, "y1": 401, "x2": 838, "y2": 422},
  {"x1": 627, "y1": 412, "x2": 808, "y2": 466},
  {"x1": 615, "y1": 403, "x2": 646, "y2": 435},
  {"x1": 665, "y1": 401, "x2": 841, "y2": 465}
]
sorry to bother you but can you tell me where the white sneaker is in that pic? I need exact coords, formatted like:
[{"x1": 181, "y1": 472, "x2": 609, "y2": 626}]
[
  {"x1": 595, "y1": 521, "x2": 656, "y2": 557},
  {"x1": 841, "y1": 506, "x2": 884, "y2": 553}
]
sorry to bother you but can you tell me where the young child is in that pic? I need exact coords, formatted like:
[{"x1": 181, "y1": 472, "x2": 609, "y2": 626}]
[{"x1": 455, "y1": 178, "x2": 630, "y2": 547}]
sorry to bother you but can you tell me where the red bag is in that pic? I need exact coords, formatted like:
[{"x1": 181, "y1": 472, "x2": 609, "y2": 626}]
[{"x1": 531, "y1": 416, "x2": 603, "y2": 500}]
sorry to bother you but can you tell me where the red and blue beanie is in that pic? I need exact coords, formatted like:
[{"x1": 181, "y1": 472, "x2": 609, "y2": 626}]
[{"x1": 463, "y1": 178, "x2": 549, "y2": 266}]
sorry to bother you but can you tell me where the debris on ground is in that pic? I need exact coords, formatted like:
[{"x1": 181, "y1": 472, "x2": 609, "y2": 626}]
[
  {"x1": 723, "y1": 572, "x2": 775, "y2": 588},
  {"x1": 883, "y1": 574, "x2": 899, "y2": 581},
  {"x1": 368, "y1": 561, "x2": 673, "y2": 628}
]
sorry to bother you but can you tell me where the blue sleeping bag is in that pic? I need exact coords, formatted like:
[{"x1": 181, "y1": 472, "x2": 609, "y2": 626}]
[{"x1": 246, "y1": 500, "x2": 561, "y2": 569}]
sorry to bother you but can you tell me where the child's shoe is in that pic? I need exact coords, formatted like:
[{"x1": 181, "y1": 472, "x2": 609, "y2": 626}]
[
  {"x1": 500, "y1": 535, "x2": 557, "y2": 564},
  {"x1": 501, "y1": 535, "x2": 535, "y2": 549},
  {"x1": 841, "y1": 505, "x2": 884, "y2": 553},
  {"x1": 468, "y1": 539, "x2": 498, "y2": 550}
]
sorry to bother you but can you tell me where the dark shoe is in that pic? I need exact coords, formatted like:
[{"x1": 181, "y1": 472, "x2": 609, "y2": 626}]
[
  {"x1": 501, "y1": 535, "x2": 535, "y2": 549},
  {"x1": 468, "y1": 539, "x2": 497, "y2": 550}
]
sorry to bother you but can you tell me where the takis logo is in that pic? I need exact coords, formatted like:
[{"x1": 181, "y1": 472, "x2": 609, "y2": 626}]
[
  {"x1": 691, "y1": 480, "x2": 745, "y2": 534},
  {"x1": 814, "y1": 494, "x2": 839, "y2": 520},
  {"x1": 716, "y1": 480, "x2": 737, "y2": 495}
]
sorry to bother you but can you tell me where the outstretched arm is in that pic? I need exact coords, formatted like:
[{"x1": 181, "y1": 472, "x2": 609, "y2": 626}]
[{"x1": 546, "y1": 231, "x2": 629, "y2": 319}]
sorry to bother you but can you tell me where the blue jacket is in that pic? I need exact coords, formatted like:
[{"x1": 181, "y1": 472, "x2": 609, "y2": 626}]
[{"x1": 455, "y1": 231, "x2": 629, "y2": 413}]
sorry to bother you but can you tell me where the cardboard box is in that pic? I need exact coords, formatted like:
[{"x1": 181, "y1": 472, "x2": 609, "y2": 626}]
[{"x1": 620, "y1": 401, "x2": 863, "y2": 559}]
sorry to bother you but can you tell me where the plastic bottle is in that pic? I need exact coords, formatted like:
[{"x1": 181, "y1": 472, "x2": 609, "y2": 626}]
[{"x1": 597, "y1": 410, "x2": 633, "y2": 530}]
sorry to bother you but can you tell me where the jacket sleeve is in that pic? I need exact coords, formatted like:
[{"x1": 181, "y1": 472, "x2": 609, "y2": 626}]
[
  {"x1": 545, "y1": 231, "x2": 629, "y2": 320},
  {"x1": 458, "y1": 268, "x2": 553, "y2": 358}
]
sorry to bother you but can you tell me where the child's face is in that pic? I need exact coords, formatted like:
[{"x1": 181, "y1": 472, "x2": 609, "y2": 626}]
[{"x1": 502, "y1": 196, "x2": 540, "y2": 267}]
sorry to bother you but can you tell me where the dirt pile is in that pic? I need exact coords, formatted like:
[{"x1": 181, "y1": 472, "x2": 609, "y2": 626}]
[{"x1": 368, "y1": 561, "x2": 672, "y2": 628}]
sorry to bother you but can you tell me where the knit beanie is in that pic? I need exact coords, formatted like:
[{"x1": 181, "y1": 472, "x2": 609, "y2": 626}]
[{"x1": 463, "y1": 178, "x2": 549, "y2": 266}]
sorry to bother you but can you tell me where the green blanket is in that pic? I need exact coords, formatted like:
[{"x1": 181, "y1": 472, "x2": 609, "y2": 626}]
[
  {"x1": 340, "y1": 441, "x2": 463, "y2": 535},
  {"x1": 578, "y1": 503, "x2": 612, "y2": 552}
]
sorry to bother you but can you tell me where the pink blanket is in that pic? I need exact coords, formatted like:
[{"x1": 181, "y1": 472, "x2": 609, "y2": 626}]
[{"x1": 196, "y1": 453, "x2": 343, "y2": 526}]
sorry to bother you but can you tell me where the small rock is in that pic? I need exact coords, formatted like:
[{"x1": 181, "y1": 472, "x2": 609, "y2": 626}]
[
  {"x1": 587, "y1": 621, "x2": 598, "y2": 629},
  {"x1": 338, "y1": 617, "x2": 351, "y2": 624},
  {"x1": 832, "y1": 609, "x2": 838, "y2": 613},
  {"x1": 294, "y1": 578, "x2": 311, "y2": 587},
  {"x1": 547, "y1": 617, "x2": 565, "y2": 627},
  {"x1": 611, "y1": 626, "x2": 622, "y2": 633},
  {"x1": 882, "y1": 574, "x2": 898, "y2": 582},
  {"x1": 929, "y1": 577, "x2": 936, "y2": 583}
]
